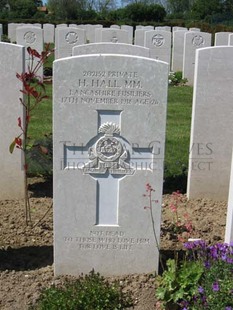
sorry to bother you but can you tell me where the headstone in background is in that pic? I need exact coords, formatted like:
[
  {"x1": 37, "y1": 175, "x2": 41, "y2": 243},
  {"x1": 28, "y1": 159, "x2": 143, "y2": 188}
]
[
  {"x1": 144, "y1": 26, "x2": 154, "y2": 30},
  {"x1": 0, "y1": 24, "x2": 2, "y2": 40},
  {"x1": 85, "y1": 24, "x2": 103, "y2": 43},
  {"x1": 72, "y1": 43, "x2": 150, "y2": 57},
  {"x1": 55, "y1": 26, "x2": 68, "y2": 59},
  {"x1": 53, "y1": 54, "x2": 169, "y2": 276},
  {"x1": 8, "y1": 23, "x2": 22, "y2": 42},
  {"x1": 56, "y1": 27, "x2": 86, "y2": 59},
  {"x1": 136, "y1": 25, "x2": 144, "y2": 30},
  {"x1": 215, "y1": 32, "x2": 232, "y2": 46},
  {"x1": 16, "y1": 26, "x2": 44, "y2": 78},
  {"x1": 43, "y1": 23, "x2": 55, "y2": 44},
  {"x1": 110, "y1": 25, "x2": 120, "y2": 29},
  {"x1": 100, "y1": 29, "x2": 130, "y2": 44},
  {"x1": 171, "y1": 30, "x2": 187, "y2": 72},
  {"x1": 134, "y1": 29, "x2": 147, "y2": 46},
  {"x1": 69, "y1": 24, "x2": 78, "y2": 28},
  {"x1": 183, "y1": 31, "x2": 211, "y2": 85},
  {"x1": 225, "y1": 148, "x2": 233, "y2": 244},
  {"x1": 155, "y1": 26, "x2": 171, "y2": 32},
  {"x1": 189, "y1": 28, "x2": 200, "y2": 32},
  {"x1": 0, "y1": 43, "x2": 25, "y2": 199},
  {"x1": 121, "y1": 25, "x2": 133, "y2": 44},
  {"x1": 145, "y1": 30, "x2": 171, "y2": 66},
  {"x1": 33, "y1": 23, "x2": 42, "y2": 28},
  {"x1": 187, "y1": 46, "x2": 233, "y2": 200},
  {"x1": 228, "y1": 33, "x2": 233, "y2": 45},
  {"x1": 173, "y1": 26, "x2": 188, "y2": 32},
  {"x1": 56, "y1": 24, "x2": 67, "y2": 28}
]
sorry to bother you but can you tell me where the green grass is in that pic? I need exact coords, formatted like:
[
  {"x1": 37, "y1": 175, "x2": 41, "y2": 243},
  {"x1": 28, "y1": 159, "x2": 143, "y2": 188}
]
[
  {"x1": 164, "y1": 86, "x2": 193, "y2": 192},
  {"x1": 28, "y1": 83, "x2": 53, "y2": 141},
  {"x1": 27, "y1": 83, "x2": 193, "y2": 191}
]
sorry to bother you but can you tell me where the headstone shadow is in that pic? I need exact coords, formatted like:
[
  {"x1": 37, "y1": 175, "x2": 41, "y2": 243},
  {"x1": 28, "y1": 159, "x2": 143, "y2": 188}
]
[{"x1": 0, "y1": 245, "x2": 53, "y2": 271}]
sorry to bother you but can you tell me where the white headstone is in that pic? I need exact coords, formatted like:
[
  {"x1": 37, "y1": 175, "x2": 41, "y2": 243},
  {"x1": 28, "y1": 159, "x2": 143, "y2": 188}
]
[
  {"x1": 56, "y1": 27, "x2": 86, "y2": 59},
  {"x1": 155, "y1": 26, "x2": 171, "y2": 32},
  {"x1": 187, "y1": 46, "x2": 233, "y2": 200},
  {"x1": 85, "y1": 24, "x2": 103, "y2": 43},
  {"x1": 100, "y1": 29, "x2": 130, "y2": 44},
  {"x1": 43, "y1": 23, "x2": 55, "y2": 43},
  {"x1": 144, "y1": 30, "x2": 171, "y2": 65},
  {"x1": 215, "y1": 32, "x2": 232, "y2": 46},
  {"x1": 8, "y1": 23, "x2": 22, "y2": 43},
  {"x1": 16, "y1": 26, "x2": 44, "y2": 78},
  {"x1": 0, "y1": 24, "x2": 2, "y2": 40},
  {"x1": 173, "y1": 26, "x2": 188, "y2": 32},
  {"x1": 72, "y1": 43, "x2": 150, "y2": 57},
  {"x1": 144, "y1": 26, "x2": 154, "y2": 30},
  {"x1": 134, "y1": 29, "x2": 147, "y2": 46},
  {"x1": 53, "y1": 54, "x2": 169, "y2": 276},
  {"x1": 110, "y1": 25, "x2": 120, "y2": 29},
  {"x1": 0, "y1": 43, "x2": 25, "y2": 199},
  {"x1": 69, "y1": 24, "x2": 78, "y2": 28},
  {"x1": 136, "y1": 25, "x2": 144, "y2": 30},
  {"x1": 225, "y1": 148, "x2": 233, "y2": 243},
  {"x1": 33, "y1": 23, "x2": 42, "y2": 28},
  {"x1": 95, "y1": 28, "x2": 102, "y2": 43},
  {"x1": 189, "y1": 28, "x2": 200, "y2": 32},
  {"x1": 183, "y1": 31, "x2": 211, "y2": 85},
  {"x1": 171, "y1": 30, "x2": 187, "y2": 72},
  {"x1": 121, "y1": 25, "x2": 133, "y2": 44},
  {"x1": 56, "y1": 24, "x2": 67, "y2": 28},
  {"x1": 55, "y1": 26, "x2": 70, "y2": 59},
  {"x1": 228, "y1": 33, "x2": 233, "y2": 45}
]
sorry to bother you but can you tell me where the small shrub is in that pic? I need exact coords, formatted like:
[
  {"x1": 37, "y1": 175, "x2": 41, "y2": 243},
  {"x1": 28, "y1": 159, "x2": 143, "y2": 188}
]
[
  {"x1": 156, "y1": 258, "x2": 204, "y2": 308},
  {"x1": 156, "y1": 241, "x2": 233, "y2": 310},
  {"x1": 34, "y1": 270, "x2": 133, "y2": 310},
  {"x1": 169, "y1": 71, "x2": 188, "y2": 86}
]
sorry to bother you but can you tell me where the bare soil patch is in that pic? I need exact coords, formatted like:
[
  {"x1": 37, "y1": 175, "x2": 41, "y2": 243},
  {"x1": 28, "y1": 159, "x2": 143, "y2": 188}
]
[{"x1": 0, "y1": 178, "x2": 227, "y2": 309}]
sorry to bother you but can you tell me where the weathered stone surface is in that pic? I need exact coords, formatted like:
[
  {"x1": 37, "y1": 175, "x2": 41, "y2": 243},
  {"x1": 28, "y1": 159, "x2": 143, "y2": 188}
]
[
  {"x1": 188, "y1": 46, "x2": 233, "y2": 200},
  {"x1": 53, "y1": 54, "x2": 168, "y2": 276},
  {"x1": 0, "y1": 43, "x2": 25, "y2": 199}
]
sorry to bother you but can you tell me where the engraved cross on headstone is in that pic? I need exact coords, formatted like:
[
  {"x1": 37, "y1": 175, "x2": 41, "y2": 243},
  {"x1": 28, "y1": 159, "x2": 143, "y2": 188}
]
[{"x1": 63, "y1": 110, "x2": 154, "y2": 226}]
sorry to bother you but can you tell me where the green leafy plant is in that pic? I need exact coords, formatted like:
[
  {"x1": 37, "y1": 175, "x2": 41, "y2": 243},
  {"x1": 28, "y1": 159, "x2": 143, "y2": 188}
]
[
  {"x1": 157, "y1": 241, "x2": 233, "y2": 310},
  {"x1": 169, "y1": 71, "x2": 188, "y2": 86},
  {"x1": 156, "y1": 258, "x2": 204, "y2": 309},
  {"x1": 33, "y1": 270, "x2": 133, "y2": 310}
]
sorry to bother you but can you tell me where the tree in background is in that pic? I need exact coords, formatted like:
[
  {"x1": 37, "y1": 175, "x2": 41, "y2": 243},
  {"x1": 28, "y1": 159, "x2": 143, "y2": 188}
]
[
  {"x1": 47, "y1": 0, "x2": 116, "y2": 20},
  {"x1": 191, "y1": 0, "x2": 223, "y2": 20},
  {"x1": 7, "y1": 0, "x2": 37, "y2": 18},
  {"x1": 122, "y1": 2, "x2": 166, "y2": 22},
  {"x1": 167, "y1": 0, "x2": 194, "y2": 18}
]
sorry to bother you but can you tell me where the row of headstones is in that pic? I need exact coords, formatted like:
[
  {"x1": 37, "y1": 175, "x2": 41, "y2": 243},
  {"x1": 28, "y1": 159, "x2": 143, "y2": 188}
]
[
  {"x1": 6, "y1": 23, "x2": 205, "y2": 85},
  {"x1": 6, "y1": 23, "x2": 189, "y2": 44},
  {"x1": 8, "y1": 22, "x2": 233, "y2": 86},
  {"x1": 0, "y1": 40, "x2": 233, "y2": 276}
]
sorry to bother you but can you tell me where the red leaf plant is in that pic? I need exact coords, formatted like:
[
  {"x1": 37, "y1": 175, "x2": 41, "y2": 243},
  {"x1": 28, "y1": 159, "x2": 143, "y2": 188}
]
[{"x1": 9, "y1": 44, "x2": 54, "y2": 225}]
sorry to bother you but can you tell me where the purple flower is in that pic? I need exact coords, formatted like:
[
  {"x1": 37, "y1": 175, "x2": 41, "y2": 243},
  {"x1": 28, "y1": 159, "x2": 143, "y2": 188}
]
[
  {"x1": 184, "y1": 242, "x2": 195, "y2": 250},
  {"x1": 212, "y1": 281, "x2": 220, "y2": 292},
  {"x1": 226, "y1": 257, "x2": 233, "y2": 264},
  {"x1": 198, "y1": 286, "x2": 204, "y2": 294},
  {"x1": 225, "y1": 307, "x2": 232, "y2": 310},
  {"x1": 204, "y1": 261, "x2": 211, "y2": 268}
]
